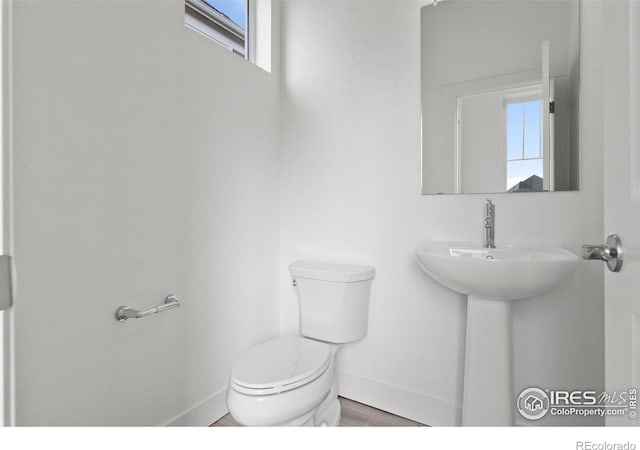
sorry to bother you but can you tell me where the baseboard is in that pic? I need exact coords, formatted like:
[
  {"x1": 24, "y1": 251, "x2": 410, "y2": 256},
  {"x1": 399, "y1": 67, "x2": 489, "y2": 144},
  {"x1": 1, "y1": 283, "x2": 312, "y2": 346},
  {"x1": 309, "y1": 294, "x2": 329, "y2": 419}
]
[
  {"x1": 163, "y1": 386, "x2": 229, "y2": 427},
  {"x1": 338, "y1": 370, "x2": 461, "y2": 427}
]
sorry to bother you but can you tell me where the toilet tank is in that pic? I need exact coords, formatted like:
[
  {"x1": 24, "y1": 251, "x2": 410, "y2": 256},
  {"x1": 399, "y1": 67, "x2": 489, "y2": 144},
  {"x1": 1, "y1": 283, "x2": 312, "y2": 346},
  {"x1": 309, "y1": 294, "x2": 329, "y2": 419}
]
[{"x1": 289, "y1": 261, "x2": 375, "y2": 344}]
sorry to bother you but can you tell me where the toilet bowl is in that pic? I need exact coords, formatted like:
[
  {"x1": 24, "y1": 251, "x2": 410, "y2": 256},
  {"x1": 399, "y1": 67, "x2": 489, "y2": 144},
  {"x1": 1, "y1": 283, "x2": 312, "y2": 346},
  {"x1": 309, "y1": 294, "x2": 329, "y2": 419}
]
[
  {"x1": 226, "y1": 260, "x2": 375, "y2": 427},
  {"x1": 227, "y1": 335, "x2": 338, "y2": 426}
]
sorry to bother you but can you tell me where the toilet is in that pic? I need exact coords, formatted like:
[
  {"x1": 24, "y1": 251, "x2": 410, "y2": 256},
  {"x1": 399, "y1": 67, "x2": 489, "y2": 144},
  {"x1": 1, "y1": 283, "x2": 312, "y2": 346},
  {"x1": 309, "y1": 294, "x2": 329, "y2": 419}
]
[{"x1": 226, "y1": 260, "x2": 375, "y2": 426}]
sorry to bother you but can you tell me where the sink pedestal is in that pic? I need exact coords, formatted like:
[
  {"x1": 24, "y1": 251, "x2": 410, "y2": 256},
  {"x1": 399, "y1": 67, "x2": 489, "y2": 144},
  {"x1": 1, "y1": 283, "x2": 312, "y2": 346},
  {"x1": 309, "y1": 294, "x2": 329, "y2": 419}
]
[
  {"x1": 462, "y1": 295, "x2": 514, "y2": 426},
  {"x1": 415, "y1": 241, "x2": 579, "y2": 426}
]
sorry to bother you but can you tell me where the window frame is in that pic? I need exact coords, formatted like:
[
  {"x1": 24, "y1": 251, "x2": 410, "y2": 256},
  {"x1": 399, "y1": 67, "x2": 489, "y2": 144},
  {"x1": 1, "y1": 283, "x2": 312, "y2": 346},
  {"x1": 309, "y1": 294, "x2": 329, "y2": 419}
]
[
  {"x1": 185, "y1": 0, "x2": 249, "y2": 59},
  {"x1": 504, "y1": 94, "x2": 544, "y2": 163},
  {"x1": 502, "y1": 87, "x2": 545, "y2": 192}
]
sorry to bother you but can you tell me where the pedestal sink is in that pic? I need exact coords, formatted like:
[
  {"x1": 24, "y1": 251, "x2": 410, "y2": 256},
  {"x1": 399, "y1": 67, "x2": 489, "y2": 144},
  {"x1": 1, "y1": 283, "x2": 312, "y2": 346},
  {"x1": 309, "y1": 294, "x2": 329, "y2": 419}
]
[{"x1": 415, "y1": 242, "x2": 578, "y2": 426}]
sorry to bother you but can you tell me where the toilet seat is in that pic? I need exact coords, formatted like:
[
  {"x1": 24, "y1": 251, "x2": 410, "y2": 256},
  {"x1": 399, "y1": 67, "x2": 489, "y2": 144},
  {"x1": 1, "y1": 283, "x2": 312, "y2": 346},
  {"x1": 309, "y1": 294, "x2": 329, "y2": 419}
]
[{"x1": 230, "y1": 336, "x2": 331, "y2": 396}]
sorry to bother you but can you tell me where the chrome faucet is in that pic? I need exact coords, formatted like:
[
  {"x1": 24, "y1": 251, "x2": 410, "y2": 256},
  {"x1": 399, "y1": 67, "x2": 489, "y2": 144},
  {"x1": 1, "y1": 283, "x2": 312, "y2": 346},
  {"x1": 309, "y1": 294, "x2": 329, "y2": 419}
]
[{"x1": 484, "y1": 199, "x2": 495, "y2": 248}]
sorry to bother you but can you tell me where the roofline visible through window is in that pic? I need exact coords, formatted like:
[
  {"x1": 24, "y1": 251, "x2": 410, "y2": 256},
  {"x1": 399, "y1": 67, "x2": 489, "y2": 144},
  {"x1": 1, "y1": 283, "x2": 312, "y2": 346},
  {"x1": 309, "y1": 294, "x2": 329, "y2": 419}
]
[{"x1": 185, "y1": 0, "x2": 248, "y2": 58}]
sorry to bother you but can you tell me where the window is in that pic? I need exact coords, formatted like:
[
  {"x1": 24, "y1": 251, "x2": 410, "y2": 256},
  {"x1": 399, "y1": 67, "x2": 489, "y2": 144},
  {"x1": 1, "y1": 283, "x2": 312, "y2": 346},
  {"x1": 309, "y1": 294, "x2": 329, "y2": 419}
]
[
  {"x1": 505, "y1": 97, "x2": 544, "y2": 192},
  {"x1": 185, "y1": 0, "x2": 248, "y2": 58}
]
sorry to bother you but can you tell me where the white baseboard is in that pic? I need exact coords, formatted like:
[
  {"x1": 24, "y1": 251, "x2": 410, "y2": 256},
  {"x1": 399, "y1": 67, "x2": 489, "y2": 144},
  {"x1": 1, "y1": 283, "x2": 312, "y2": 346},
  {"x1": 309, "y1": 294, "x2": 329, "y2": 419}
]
[
  {"x1": 163, "y1": 386, "x2": 229, "y2": 427},
  {"x1": 338, "y1": 370, "x2": 461, "y2": 427}
]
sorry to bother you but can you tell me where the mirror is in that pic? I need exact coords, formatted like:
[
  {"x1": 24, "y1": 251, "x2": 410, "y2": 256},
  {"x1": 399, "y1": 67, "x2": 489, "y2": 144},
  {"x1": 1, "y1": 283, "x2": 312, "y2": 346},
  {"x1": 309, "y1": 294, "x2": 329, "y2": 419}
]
[{"x1": 421, "y1": 0, "x2": 580, "y2": 195}]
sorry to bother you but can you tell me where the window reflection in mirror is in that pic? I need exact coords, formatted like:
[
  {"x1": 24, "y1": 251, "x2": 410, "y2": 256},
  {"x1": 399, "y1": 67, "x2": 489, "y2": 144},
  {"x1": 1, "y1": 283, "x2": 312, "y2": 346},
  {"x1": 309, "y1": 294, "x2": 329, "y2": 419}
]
[{"x1": 421, "y1": 0, "x2": 580, "y2": 195}]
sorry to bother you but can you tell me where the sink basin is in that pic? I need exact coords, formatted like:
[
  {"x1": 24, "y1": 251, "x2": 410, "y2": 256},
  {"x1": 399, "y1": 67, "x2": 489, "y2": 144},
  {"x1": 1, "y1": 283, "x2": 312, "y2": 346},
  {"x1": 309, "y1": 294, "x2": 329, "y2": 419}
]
[
  {"x1": 415, "y1": 241, "x2": 579, "y2": 425},
  {"x1": 415, "y1": 242, "x2": 579, "y2": 301}
]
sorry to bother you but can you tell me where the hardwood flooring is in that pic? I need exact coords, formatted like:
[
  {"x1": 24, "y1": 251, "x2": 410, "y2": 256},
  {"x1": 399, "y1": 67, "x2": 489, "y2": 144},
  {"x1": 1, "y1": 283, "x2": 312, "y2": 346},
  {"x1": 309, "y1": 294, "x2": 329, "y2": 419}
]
[{"x1": 211, "y1": 397, "x2": 426, "y2": 427}]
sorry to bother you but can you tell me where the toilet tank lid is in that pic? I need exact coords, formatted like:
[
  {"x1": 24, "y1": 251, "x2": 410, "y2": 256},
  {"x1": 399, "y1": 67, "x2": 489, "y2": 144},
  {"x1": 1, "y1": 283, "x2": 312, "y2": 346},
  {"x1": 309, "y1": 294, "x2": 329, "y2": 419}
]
[{"x1": 289, "y1": 260, "x2": 375, "y2": 283}]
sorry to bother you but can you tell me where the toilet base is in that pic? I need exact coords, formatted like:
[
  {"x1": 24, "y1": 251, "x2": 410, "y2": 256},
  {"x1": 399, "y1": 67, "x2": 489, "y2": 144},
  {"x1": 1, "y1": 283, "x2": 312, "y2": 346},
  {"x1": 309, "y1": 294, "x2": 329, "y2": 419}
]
[
  {"x1": 258, "y1": 391, "x2": 341, "y2": 426},
  {"x1": 314, "y1": 397, "x2": 340, "y2": 426},
  {"x1": 227, "y1": 342, "x2": 344, "y2": 426},
  {"x1": 311, "y1": 345, "x2": 341, "y2": 426}
]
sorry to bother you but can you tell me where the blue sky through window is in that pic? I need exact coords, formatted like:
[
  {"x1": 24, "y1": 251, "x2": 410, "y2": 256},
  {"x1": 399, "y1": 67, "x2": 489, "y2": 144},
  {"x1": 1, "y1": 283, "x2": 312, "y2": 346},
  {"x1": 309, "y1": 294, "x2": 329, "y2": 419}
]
[
  {"x1": 204, "y1": 0, "x2": 246, "y2": 30},
  {"x1": 506, "y1": 98, "x2": 543, "y2": 190},
  {"x1": 523, "y1": 101, "x2": 542, "y2": 159},
  {"x1": 506, "y1": 103, "x2": 524, "y2": 161}
]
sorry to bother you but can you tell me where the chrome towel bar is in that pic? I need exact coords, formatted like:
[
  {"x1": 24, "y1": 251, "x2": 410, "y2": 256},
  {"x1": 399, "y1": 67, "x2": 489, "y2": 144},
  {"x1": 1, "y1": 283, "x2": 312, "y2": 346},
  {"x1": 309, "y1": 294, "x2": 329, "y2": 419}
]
[{"x1": 115, "y1": 294, "x2": 181, "y2": 322}]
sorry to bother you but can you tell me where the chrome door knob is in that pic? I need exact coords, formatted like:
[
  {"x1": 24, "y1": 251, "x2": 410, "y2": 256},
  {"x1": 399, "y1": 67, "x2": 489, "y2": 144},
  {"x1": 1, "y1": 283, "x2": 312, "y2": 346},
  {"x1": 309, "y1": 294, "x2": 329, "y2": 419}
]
[{"x1": 581, "y1": 234, "x2": 623, "y2": 272}]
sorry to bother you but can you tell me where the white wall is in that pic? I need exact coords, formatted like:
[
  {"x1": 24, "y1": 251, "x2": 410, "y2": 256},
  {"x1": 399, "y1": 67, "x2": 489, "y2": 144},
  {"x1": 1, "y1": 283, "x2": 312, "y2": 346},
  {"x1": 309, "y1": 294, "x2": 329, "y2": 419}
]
[
  {"x1": 458, "y1": 91, "x2": 508, "y2": 193},
  {"x1": 11, "y1": 0, "x2": 280, "y2": 425},
  {"x1": 279, "y1": 0, "x2": 604, "y2": 426}
]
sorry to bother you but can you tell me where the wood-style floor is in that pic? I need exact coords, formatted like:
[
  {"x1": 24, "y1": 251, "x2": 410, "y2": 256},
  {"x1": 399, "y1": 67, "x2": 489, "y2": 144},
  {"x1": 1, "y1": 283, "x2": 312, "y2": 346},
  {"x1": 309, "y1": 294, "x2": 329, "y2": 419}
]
[{"x1": 211, "y1": 397, "x2": 426, "y2": 427}]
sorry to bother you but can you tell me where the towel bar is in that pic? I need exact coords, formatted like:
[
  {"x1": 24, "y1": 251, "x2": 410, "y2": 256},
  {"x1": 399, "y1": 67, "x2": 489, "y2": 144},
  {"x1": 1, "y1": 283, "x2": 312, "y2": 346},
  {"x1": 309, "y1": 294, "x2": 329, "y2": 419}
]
[{"x1": 115, "y1": 294, "x2": 181, "y2": 322}]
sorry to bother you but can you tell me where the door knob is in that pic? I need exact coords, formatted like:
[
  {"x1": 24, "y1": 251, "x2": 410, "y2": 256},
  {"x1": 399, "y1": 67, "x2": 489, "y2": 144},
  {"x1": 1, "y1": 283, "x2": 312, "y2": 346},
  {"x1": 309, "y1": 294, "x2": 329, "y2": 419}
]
[{"x1": 581, "y1": 234, "x2": 623, "y2": 272}]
